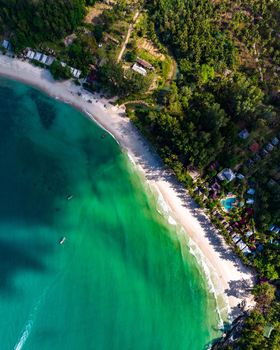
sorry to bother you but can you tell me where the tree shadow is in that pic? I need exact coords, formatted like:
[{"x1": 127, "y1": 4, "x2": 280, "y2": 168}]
[
  {"x1": 225, "y1": 279, "x2": 253, "y2": 299},
  {"x1": 119, "y1": 120, "x2": 248, "y2": 271}
]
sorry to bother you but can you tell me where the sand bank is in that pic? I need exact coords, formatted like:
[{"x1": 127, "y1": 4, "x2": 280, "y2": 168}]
[{"x1": 0, "y1": 54, "x2": 255, "y2": 321}]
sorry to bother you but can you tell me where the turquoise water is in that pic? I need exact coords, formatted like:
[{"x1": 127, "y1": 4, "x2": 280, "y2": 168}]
[
  {"x1": 0, "y1": 78, "x2": 219, "y2": 350},
  {"x1": 221, "y1": 197, "x2": 236, "y2": 211}
]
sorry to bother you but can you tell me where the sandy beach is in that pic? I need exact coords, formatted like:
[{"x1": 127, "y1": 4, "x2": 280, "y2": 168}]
[{"x1": 0, "y1": 54, "x2": 255, "y2": 321}]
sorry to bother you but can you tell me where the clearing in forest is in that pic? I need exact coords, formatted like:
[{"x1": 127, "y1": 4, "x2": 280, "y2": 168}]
[
  {"x1": 85, "y1": 2, "x2": 115, "y2": 24},
  {"x1": 137, "y1": 38, "x2": 165, "y2": 61}
]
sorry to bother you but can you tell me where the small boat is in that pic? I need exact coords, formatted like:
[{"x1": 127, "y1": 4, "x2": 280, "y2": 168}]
[
  {"x1": 59, "y1": 237, "x2": 66, "y2": 245},
  {"x1": 67, "y1": 195, "x2": 73, "y2": 201}
]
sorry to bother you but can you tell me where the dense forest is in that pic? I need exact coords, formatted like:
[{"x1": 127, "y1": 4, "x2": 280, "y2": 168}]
[
  {"x1": 131, "y1": 1, "x2": 280, "y2": 349},
  {"x1": 141, "y1": 0, "x2": 275, "y2": 170},
  {"x1": 0, "y1": 0, "x2": 87, "y2": 49},
  {"x1": 130, "y1": 0, "x2": 280, "y2": 230}
]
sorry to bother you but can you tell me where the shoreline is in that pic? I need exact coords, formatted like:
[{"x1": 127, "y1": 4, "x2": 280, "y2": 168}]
[{"x1": 0, "y1": 54, "x2": 255, "y2": 321}]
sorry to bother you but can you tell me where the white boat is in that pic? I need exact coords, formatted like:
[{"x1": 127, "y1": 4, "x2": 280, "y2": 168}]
[
  {"x1": 59, "y1": 237, "x2": 66, "y2": 245},
  {"x1": 67, "y1": 195, "x2": 73, "y2": 201}
]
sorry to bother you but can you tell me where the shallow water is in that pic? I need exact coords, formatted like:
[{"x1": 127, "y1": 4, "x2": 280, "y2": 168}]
[{"x1": 0, "y1": 78, "x2": 219, "y2": 350}]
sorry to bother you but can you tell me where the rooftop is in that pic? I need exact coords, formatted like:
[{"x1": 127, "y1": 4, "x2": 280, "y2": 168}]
[
  {"x1": 249, "y1": 142, "x2": 261, "y2": 153},
  {"x1": 238, "y1": 129, "x2": 250, "y2": 139},
  {"x1": 217, "y1": 168, "x2": 236, "y2": 182}
]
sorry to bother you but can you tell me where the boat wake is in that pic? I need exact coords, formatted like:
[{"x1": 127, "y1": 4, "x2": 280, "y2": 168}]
[
  {"x1": 14, "y1": 317, "x2": 34, "y2": 350},
  {"x1": 13, "y1": 274, "x2": 61, "y2": 350}
]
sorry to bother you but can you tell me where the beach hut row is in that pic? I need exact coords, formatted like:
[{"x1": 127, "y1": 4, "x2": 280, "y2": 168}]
[
  {"x1": 231, "y1": 232, "x2": 252, "y2": 255},
  {"x1": 26, "y1": 50, "x2": 81, "y2": 79},
  {"x1": 26, "y1": 50, "x2": 54, "y2": 66},
  {"x1": 61, "y1": 61, "x2": 81, "y2": 79}
]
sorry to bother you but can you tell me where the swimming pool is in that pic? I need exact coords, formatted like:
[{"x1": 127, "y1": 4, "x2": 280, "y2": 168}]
[{"x1": 221, "y1": 197, "x2": 237, "y2": 211}]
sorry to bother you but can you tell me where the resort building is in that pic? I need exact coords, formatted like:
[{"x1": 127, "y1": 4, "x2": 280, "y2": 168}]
[
  {"x1": 271, "y1": 137, "x2": 279, "y2": 146},
  {"x1": 217, "y1": 168, "x2": 236, "y2": 182},
  {"x1": 232, "y1": 234, "x2": 242, "y2": 244},
  {"x1": 70, "y1": 67, "x2": 82, "y2": 79},
  {"x1": 45, "y1": 56, "x2": 55, "y2": 66},
  {"x1": 34, "y1": 52, "x2": 42, "y2": 61},
  {"x1": 247, "y1": 188, "x2": 255, "y2": 195},
  {"x1": 265, "y1": 143, "x2": 274, "y2": 152},
  {"x1": 246, "y1": 198, "x2": 255, "y2": 205},
  {"x1": 238, "y1": 129, "x2": 250, "y2": 139},
  {"x1": 26, "y1": 50, "x2": 36, "y2": 59},
  {"x1": 2, "y1": 39, "x2": 11, "y2": 50},
  {"x1": 245, "y1": 231, "x2": 254, "y2": 238},
  {"x1": 249, "y1": 142, "x2": 260, "y2": 153},
  {"x1": 236, "y1": 173, "x2": 245, "y2": 180},
  {"x1": 236, "y1": 239, "x2": 247, "y2": 251}
]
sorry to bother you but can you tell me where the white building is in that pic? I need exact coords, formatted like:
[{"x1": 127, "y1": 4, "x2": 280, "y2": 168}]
[
  {"x1": 40, "y1": 54, "x2": 48, "y2": 64},
  {"x1": 2, "y1": 40, "x2": 11, "y2": 50},
  {"x1": 26, "y1": 50, "x2": 36, "y2": 59},
  {"x1": 70, "y1": 67, "x2": 81, "y2": 79},
  {"x1": 132, "y1": 63, "x2": 147, "y2": 76},
  {"x1": 34, "y1": 52, "x2": 43, "y2": 61},
  {"x1": 217, "y1": 168, "x2": 236, "y2": 182},
  {"x1": 45, "y1": 56, "x2": 55, "y2": 66}
]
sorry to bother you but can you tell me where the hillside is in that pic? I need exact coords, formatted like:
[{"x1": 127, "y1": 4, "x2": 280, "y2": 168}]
[{"x1": 0, "y1": 0, "x2": 86, "y2": 49}]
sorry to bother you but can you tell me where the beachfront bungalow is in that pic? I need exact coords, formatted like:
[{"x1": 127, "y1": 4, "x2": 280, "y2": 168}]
[
  {"x1": 271, "y1": 137, "x2": 279, "y2": 146},
  {"x1": 249, "y1": 142, "x2": 260, "y2": 153},
  {"x1": 236, "y1": 173, "x2": 245, "y2": 180},
  {"x1": 236, "y1": 240, "x2": 247, "y2": 251},
  {"x1": 226, "y1": 226, "x2": 234, "y2": 233},
  {"x1": 132, "y1": 63, "x2": 147, "y2": 76},
  {"x1": 26, "y1": 50, "x2": 36, "y2": 59},
  {"x1": 2, "y1": 39, "x2": 11, "y2": 50},
  {"x1": 265, "y1": 143, "x2": 274, "y2": 152},
  {"x1": 70, "y1": 67, "x2": 82, "y2": 79},
  {"x1": 40, "y1": 54, "x2": 48, "y2": 64},
  {"x1": 34, "y1": 52, "x2": 43, "y2": 61},
  {"x1": 269, "y1": 225, "x2": 280, "y2": 234},
  {"x1": 217, "y1": 168, "x2": 236, "y2": 182},
  {"x1": 232, "y1": 234, "x2": 242, "y2": 244},
  {"x1": 45, "y1": 56, "x2": 55, "y2": 66},
  {"x1": 242, "y1": 246, "x2": 252, "y2": 255},
  {"x1": 247, "y1": 188, "x2": 255, "y2": 195},
  {"x1": 245, "y1": 231, "x2": 254, "y2": 238},
  {"x1": 238, "y1": 129, "x2": 250, "y2": 139}
]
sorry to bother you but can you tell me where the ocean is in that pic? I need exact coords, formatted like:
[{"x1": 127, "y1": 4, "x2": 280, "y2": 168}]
[{"x1": 0, "y1": 77, "x2": 219, "y2": 350}]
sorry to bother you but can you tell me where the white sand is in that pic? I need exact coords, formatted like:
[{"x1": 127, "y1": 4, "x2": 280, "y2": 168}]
[{"x1": 0, "y1": 54, "x2": 255, "y2": 321}]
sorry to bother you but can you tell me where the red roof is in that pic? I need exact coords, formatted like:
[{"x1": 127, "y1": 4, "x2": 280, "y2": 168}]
[
  {"x1": 136, "y1": 57, "x2": 154, "y2": 70},
  {"x1": 86, "y1": 69, "x2": 97, "y2": 84},
  {"x1": 249, "y1": 142, "x2": 260, "y2": 153},
  {"x1": 246, "y1": 208, "x2": 254, "y2": 216}
]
